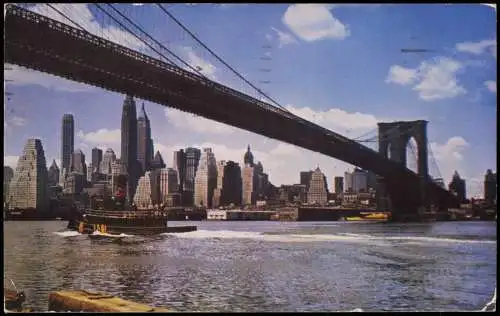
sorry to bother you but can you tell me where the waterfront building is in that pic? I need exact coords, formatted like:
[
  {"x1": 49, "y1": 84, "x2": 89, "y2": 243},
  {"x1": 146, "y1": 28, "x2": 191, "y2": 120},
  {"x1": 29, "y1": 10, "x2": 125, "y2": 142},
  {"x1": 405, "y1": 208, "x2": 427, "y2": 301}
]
[
  {"x1": 334, "y1": 176, "x2": 344, "y2": 194},
  {"x1": 194, "y1": 148, "x2": 217, "y2": 208},
  {"x1": 448, "y1": 171, "x2": 466, "y2": 203},
  {"x1": 307, "y1": 167, "x2": 328, "y2": 205},
  {"x1": 242, "y1": 165, "x2": 258, "y2": 205},
  {"x1": 47, "y1": 159, "x2": 60, "y2": 187},
  {"x1": 64, "y1": 172, "x2": 85, "y2": 195},
  {"x1": 111, "y1": 159, "x2": 127, "y2": 194},
  {"x1": 134, "y1": 171, "x2": 153, "y2": 209},
  {"x1": 484, "y1": 169, "x2": 497, "y2": 204},
  {"x1": 8, "y1": 139, "x2": 49, "y2": 210},
  {"x1": 213, "y1": 160, "x2": 242, "y2": 207},
  {"x1": 300, "y1": 171, "x2": 314, "y2": 191},
  {"x1": 137, "y1": 103, "x2": 153, "y2": 175},
  {"x1": 183, "y1": 147, "x2": 201, "y2": 206},
  {"x1": 61, "y1": 114, "x2": 74, "y2": 172},
  {"x1": 344, "y1": 171, "x2": 353, "y2": 193},
  {"x1": 3, "y1": 166, "x2": 14, "y2": 204},
  {"x1": 159, "y1": 168, "x2": 179, "y2": 205},
  {"x1": 121, "y1": 94, "x2": 139, "y2": 203},
  {"x1": 352, "y1": 168, "x2": 368, "y2": 193}
]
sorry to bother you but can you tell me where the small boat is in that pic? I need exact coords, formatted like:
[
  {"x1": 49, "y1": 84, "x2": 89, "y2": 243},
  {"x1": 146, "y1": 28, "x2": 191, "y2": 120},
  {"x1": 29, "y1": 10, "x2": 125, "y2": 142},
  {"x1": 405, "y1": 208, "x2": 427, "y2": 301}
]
[
  {"x1": 4, "y1": 279, "x2": 31, "y2": 312},
  {"x1": 67, "y1": 192, "x2": 197, "y2": 237}
]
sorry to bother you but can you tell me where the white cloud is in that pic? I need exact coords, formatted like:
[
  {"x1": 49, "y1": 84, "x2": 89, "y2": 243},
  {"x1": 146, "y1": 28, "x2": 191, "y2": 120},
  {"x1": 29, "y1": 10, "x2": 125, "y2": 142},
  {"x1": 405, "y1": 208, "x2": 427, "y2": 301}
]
[
  {"x1": 429, "y1": 136, "x2": 469, "y2": 184},
  {"x1": 386, "y1": 65, "x2": 418, "y2": 86},
  {"x1": 386, "y1": 57, "x2": 466, "y2": 101},
  {"x1": 455, "y1": 39, "x2": 496, "y2": 57},
  {"x1": 282, "y1": 4, "x2": 349, "y2": 42},
  {"x1": 9, "y1": 116, "x2": 26, "y2": 127},
  {"x1": 4, "y1": 114, "x2": 27, "y2": 134},
  {"x1": 77, "y1": 129, "x2": 121, "y2": 156},
  {"x1": 271, "y1": 27, "x2": 298, "y2": 47},
  {"x1": 484, "y1": 80, "x2": 496, "y2": 93},
  {"x1": 5, "y1": 64, "x2": 94, "y2": 93},
  {"x1": 164, "y1": 108, "x2": 234, "y2": 134},
  {"x1": 182, "y1": 47, "x2": 217, "y2": 80}
]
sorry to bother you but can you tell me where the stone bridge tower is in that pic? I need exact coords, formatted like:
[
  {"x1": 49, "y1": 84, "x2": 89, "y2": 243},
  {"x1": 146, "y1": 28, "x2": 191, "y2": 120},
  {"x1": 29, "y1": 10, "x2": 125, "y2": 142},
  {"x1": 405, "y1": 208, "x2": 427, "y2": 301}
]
[{"x1": 376, "y1": 120, "x2": 430, "y2": 219}]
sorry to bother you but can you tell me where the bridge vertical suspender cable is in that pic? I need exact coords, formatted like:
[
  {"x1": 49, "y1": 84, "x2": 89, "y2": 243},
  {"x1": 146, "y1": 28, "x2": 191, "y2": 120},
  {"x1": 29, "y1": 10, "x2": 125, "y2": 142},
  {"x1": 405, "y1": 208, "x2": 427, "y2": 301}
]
[
  {"x1": 45, "y1": 3, "x2": 85, "y2": 31},
  {"x1": 155, "y1": 3, "x2": 291, "y2": 113}
]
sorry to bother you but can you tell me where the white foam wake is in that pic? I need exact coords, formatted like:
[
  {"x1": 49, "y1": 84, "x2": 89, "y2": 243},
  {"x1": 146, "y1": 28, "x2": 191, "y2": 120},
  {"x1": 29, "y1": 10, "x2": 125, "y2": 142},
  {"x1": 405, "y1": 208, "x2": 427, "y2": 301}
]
[
  {"x1": 162, "y1": 230, "x2": 496, "y2": 245},
  {"x1": 91, "y1": 231, "x2": 133, "y2": 238},
  {"x1": 481, "y1": 288, "x2": 496, "y2": 311},
  {"x1": 53, "y1": 231, "x2": 81, "y2": 237}
]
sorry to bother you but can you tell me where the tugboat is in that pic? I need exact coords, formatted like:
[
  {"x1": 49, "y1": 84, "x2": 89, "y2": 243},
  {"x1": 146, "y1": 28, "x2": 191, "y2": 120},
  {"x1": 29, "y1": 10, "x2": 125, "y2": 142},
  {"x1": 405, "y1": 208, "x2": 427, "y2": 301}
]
[{"x1": 67, "y1": 188, "x2": 196, "y2": 237}]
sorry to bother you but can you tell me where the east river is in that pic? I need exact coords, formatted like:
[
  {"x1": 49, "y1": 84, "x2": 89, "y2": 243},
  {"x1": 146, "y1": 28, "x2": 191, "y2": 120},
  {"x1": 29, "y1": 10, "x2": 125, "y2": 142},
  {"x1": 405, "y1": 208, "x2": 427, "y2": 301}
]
[{"x1": 3, "y1": 220, "x2": 497, "y2": 312}]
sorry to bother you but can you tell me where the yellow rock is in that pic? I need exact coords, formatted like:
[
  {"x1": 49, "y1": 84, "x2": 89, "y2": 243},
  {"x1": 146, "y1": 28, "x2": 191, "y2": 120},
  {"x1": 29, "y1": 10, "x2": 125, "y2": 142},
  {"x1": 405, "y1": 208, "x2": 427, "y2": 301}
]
[{"x1": 48, "y1": 290, "x2": 170, "y2": 312}]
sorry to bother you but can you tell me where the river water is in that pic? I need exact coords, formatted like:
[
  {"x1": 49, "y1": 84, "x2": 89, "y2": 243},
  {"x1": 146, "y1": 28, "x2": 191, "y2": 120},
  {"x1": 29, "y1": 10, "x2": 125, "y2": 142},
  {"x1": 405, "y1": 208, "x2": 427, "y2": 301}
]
[{"x1": 3, "y1": 220, "x2": 497, "y2": 312}]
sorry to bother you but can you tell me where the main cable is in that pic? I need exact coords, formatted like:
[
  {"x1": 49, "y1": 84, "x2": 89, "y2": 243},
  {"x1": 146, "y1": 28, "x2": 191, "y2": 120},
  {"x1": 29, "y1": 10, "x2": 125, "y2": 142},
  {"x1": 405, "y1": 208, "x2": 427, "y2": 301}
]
[{"x1": 155, "y1": 3, "x2": 290, "y2": 113}]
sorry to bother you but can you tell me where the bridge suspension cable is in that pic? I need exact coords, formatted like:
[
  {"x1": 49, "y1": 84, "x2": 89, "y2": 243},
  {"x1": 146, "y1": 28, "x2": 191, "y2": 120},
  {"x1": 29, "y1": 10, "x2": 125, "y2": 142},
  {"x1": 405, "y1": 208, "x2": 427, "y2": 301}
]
[
  {"x1": 45, "y1": 3, "x2": 85, "y2": 31},
  {"x1": 155, "y1": 3, "x2": 291, "y2": 113},
  {"x1": 95, "y1": 4, "x2": 203, "y2": 76},
  {"x1": 428, "y1": 144, "x2": 443, "y2": 180}
]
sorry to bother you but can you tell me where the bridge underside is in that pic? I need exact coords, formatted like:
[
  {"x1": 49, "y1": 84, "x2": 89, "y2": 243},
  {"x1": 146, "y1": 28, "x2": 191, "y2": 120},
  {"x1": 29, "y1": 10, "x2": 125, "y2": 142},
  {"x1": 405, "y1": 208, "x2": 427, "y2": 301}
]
[{"x1": 4, "y1": 6, "x2": 459, "y2": 219}]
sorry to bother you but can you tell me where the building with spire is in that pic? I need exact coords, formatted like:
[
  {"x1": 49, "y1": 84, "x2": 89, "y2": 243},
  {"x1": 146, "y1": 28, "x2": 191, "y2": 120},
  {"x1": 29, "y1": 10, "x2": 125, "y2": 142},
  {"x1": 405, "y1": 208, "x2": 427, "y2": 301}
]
[
  {"x1": 307, "y1": 167, "x2": 328, "y2": 205},
  {"x1": 244, "y1": 145, "x2": 254, "y2": 167},
  {"x1": 194, "y1": 148, "x2": 217, "y2": 207},
  {"x1": 8, "y1": 139, "x2": 49, "y2": 210},
  {"x1": 121, "y1": 94, "x2": 139, "y2": 203},
  {"x1": 47, "y1": 159, "x2": 60, "y2": 186},
  {"x1": 151, "y1": 150, "x2": 166, "y2": 170},
  {"x1": 137, "y1": 102, "x2": 153, "y2": 175}
]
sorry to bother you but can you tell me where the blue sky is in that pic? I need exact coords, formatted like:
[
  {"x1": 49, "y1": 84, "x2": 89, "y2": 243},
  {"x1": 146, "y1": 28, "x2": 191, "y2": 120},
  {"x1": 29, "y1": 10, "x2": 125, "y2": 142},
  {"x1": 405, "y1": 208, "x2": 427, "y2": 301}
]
[{"x1": 4, "y1": 4, "x2": 497, "y2": 198}]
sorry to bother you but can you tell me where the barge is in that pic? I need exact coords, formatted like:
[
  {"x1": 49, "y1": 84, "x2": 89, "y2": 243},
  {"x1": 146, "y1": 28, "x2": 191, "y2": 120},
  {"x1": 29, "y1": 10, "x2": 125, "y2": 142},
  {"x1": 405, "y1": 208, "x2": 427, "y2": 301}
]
[{"x1": 67, "y1": 192, "x2": 196, "y2": 236}]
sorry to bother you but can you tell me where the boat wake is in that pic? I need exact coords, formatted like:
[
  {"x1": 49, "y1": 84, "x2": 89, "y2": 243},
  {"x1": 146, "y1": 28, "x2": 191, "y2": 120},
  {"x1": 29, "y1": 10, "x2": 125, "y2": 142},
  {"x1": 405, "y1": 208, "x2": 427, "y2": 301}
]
[
  {"x1": 53, "y1": 231, "x2": 81, "y2": 237},
  {"x1": 90, "y1": 231, "x2": 134, "y2": 238},
  {"x1": 161, "y1": 230, "x2": 496, "y2": 245}
]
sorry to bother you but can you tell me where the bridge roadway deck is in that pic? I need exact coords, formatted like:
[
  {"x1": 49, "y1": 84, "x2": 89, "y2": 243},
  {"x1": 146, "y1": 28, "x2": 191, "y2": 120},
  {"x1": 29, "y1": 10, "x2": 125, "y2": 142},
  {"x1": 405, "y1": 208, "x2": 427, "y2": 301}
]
[{"x1": 4, "y1": 5, "x2": 456, "y2": 207}]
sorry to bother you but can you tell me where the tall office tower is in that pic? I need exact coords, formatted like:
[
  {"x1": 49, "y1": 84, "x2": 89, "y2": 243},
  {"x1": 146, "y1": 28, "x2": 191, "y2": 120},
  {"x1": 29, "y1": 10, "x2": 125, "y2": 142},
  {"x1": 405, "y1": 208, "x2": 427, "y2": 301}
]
[
  {"x1": 8, "y1": 139, "x2": 48, "y2": 210},
  {"x1": 334, "y1": 176, "x2": 344, "y2": 194},
  {"x1": 300, "y1": 171, "x2": 314, "y2": 191},
  {"x1": 366, "y1": 171, "x2": 377, "y2": 191},
  {"x1": 91, "y1": 148, "x2": 103, "y2": 172},
  {"x1": 3, "y1": 166, "x2": 14, "y2": 204},
  {"x1": 484, "y1": 169, "x2": 497, "y2": 204},
  {"x1": 344, "y1": 171, "x2": 353, "y2": 193},
  {"x1": 61, "y1": 114, "x2": 74, "y2": 172},
  {"x1": 220, "y1": 161, "x2": 242, "y2": 206},
  {"x1": 111, "y1": 159, "x2": 127, "y2": 195},
  {"x1": 183, "y1": 147, "x2": 201, "y2": 206},
  {"x1": 173, "y1": 149, "x2": 186, "y2": 192},
  {"x1": 194, "y1": 148, "x2": 217, "y2": 208},
  {"x1": 449, "y1": 171, "x2": 466, "y2": 203},
  {"x1": 71, "y1": 150, "x2": 87, "y2": 176},
  {"x1": 133, "y1": 171, "x2": 153, "y2": 209},
  {"x1": 100, "y1": 148, "x2": 117, "y2": 175},
  {"x1": 47, "y1": 159, "x2": 60, "y2": 186},
  {"x1": 242, "y1": 165, "x2": 258, "y2": 205},
  {"x1": 151, "y1": 151, "x2": 166, "y2": 170},
  {"x1": 212, "y1": 160, "x2": 226, "y2": 208},
  {"x1": 137, "y1": 103, "x2": 153, "y2": 175},
  {"x1": 87, "y1": 163, "x2": 94, "y2": 183},
  {"x1": 322, "y1": 174, "x2": 329, "y2": 194},
  {"x1": 121, "y1": 94, "x2": 139, "y2": 203},
  {"x1": 352, "y1": 168, "x2": 368, "y2": 193},
  {"x1": 159, "y1": 168, "x2": 179, "y2": 205},
  {"x1": 307, "y1": 167, "x2": 328, "y2": 205}
]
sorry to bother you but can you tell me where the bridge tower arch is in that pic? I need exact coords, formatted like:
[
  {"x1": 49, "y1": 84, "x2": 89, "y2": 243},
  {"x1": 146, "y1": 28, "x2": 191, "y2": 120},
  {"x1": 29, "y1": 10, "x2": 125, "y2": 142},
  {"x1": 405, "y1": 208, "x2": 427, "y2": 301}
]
[{"x1": 376, "y1": 120, "x2": 430, "y2": 219}]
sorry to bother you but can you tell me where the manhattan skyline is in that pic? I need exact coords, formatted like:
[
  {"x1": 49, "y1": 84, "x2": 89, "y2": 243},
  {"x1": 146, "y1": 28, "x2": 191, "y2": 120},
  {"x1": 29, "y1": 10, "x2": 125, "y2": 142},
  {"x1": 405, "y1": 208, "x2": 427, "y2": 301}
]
[{"x1": 4, "y1": 4, "x2": 496, "y2": 198}]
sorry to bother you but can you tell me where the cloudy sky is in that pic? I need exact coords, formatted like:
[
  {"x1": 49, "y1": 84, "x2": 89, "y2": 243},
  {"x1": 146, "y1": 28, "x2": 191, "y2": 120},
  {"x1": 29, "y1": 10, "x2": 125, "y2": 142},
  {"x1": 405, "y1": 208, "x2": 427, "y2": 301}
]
[{"x1": 4, "y1": 4, "x2": 496, "y2": 198}]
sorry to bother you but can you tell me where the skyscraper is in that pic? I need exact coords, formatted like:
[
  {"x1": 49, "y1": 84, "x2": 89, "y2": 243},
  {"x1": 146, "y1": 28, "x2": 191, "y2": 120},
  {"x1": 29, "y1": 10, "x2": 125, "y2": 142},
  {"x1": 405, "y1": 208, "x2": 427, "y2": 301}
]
[
  {"x1": 47, "y1": 159, "x2": 60, "y2": 186},
  {"x1": 100, "y1": 148, "x2": 117, "y2": 175},
  {"x1": 449, "y1": 171, "x2": 466, "y2": 203},
  {"x1": 244, "y1": 145, "x2": 254, "y2": 167},
  {"x1": 159, "y1": 168, "x2": 179, "y2": 205},
  {"x1": 219, "y1": 161, "x2": 242, "y2": 207},
  {"x1": 8, "y1": 139, "x2": 49, "y2": 210},
  {"x1": 173, "y1": 149, "x2": 186, "y2": 193},
  {"x1": 334, "y1": 176, "x2": 344, "y2": 194},
  {"x1": 184, "y1": 147, "x2": 201, "y2": 206},
  {"x1": 91, "y1": 148, "x2": 103, "y2": 172},
  {"x1": 134, "y1": 171, "x2": 153, "y2": 209},
  {"x1": 121, "y1": 94, "x2": 139, "y2": 203},
  {"x1": 194, "y1": 148, "x2": 217, "y2": 207},
  {"x1": 70, "y1": 150, "x2": 87, "y2": 175},
  {"x1": 300, "y1": 171, "x2": 314, "y2": 191},
  {"x1": 137, "y1": 103, "x2": 153, "y2": 175},
  {"x1": 151, "y1": 151, "x2": 166, "y2": 170},
  {"x1": 307, "y1": 167, "x2": 328, "y2": 205},
  {"x1": 61, "y1": 114, "x2": 74, "y2": 172},
  {"x1": 484, "y1": 169, "x2": 497, "y2": 204},
  {"x1": 3, "y1": 166, "x2": 14, "y2": 204}
]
